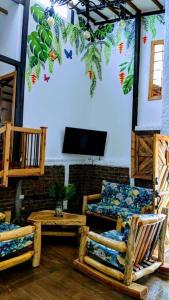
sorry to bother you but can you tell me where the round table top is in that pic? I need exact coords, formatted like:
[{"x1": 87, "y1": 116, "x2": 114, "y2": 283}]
[{"x1": 27, "y1": 210, "x2": 86, "y2": 226}]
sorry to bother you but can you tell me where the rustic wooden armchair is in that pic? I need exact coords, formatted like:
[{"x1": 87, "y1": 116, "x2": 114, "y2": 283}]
[
  {"x1": 74, "y1": 208, "x2": 169, "y2": 299},
  {"x1": 0, "y1": 210, "x2": 41, "y2": 272},
  {"x1": 82, "y1": 181, "x2": 154, "y2": 232}
]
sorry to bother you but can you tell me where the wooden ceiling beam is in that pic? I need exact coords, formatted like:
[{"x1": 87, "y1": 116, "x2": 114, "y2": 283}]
[
  {"x1": 95, "y1": 17, "x2": 121, "y2": 25},
  {"x1": 94, "y1": 15, "x2": 134, "y2": 25},
  {"x1": 75, "y1": 8, "x2": 96, "y2": 23},
  {"x1": 98, "y1": 0, "x2": 120, "y2": 17},
  {"x1": 119, "y1": 4, "x2": 134, "y2": 16},
  {"x1": 151, "y1": 0, "x2": 164, "y2": 10},
  {"x1": 69, "y1": 1, "x2": 96, "y2": 24},
  {"x1": 77, "y1": 7, "x2": 109, "y2": 21},
  {"x1": 0, "y1": 7, "x2": 8, "y2": 15},
  {"x1": 93, "y1": 10, "x2": 109, "y2": 20},
  {"x1": 142, "y1": 9, "x2": 165, "y2": 16},
  {"x1": 126, "y1": 0, "x2": 141, "y2": 13}
]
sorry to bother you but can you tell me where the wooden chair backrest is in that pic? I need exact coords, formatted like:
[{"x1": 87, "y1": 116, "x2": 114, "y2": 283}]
[{"x1": 133, "y1": 214, "x2": 167, "y2": 266}]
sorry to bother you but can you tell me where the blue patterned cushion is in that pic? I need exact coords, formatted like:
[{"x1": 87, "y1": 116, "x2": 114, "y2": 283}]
[
  {"x1": 87, "y1": 202, "x2": 140, "y2": 221},
  {"x1": 101, "y1": 181, "x2": 153, "y2": 211},
  {"x1": 87, "y1": 213, "x2": 162, "y2": 271},
  {"x1": 0, "y1": 223, "x2": 34, "y2": 258},
  {"x1": 101, "y1": 229, "x2": 126, "y2": 241},
  {"x1": 87, "y1": 229, "x2": 126, "y2": 270}
]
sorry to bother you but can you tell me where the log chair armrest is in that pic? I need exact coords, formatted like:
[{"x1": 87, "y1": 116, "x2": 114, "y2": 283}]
[
  {"x1": 88, "y1": 231, "x2": 127, "y2": 253},
  {"x1": 82, "y1": 194, "x2": 101, "y2": 215},
  {"x1": 0, "y1": 225, "x2": 35, "y2": 242}
]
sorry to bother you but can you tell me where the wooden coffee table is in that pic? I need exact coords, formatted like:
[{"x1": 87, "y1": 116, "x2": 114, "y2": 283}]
[{"x1": 27, "y1": 210, "x2": 86, "y2": 238}]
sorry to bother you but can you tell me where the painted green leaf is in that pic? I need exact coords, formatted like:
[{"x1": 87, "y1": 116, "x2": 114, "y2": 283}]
[
  {"x1": 28, "y1": 33, "x2": 48, "y2": 63},
  {"x1": 149, "y1": 15, "x2": 157, "y2": 38},
  {"x1": 29, "y1": 56, "x2": 38, "y2": 68},
  {"x1": 105, "y1": 24, "x2": 114, "y2": 33},
  {"x1": 52, "y1": 37, "x2": 62, "y2": 64},
  {"x1": 48, "y1": 58, "x2": 54, "y2": 74},
  {"x1": 37, "y1": 25, "x2": 53, "y2": 48},
  {"x1": 122, "y1": 74, "x2": 134, "y2": 95},
  {"x1": 156, "y1": 14, "x2": 165, "y2": 25},
  {"x1": 142, "y1": 17, "x2": 149, "y2": 33},
  {"x1": 120, "y1": 62, "x2": 128, "y2": 67},
  {"x1": 128, "y1": 61, "x2": 134, "y2": 74},
  {"x1": 31, "y1": 31, "x2": 49, "y2": 53},
  {"x1": 90, "y1": 73, "x2": 96, "y2": 97},
  {"x1": 25, "y1": 69, "x2": 32, "y2": 92},
  {"x1": 35, "y1": 62, "x2": 41, "y2": 79},
  {"x1": 79, "y1": 17, "x2": 86, "y2": 30},
  {"x1": 31, "y1": 4, "x2": 49, "y2": 28},
  {"x1": 104, "y1": 41, "x2": 112, "y2": 64}
]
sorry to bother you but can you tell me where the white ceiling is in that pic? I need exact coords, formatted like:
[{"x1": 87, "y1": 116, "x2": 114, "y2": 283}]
[
  {"x1": 0, "y1": 0, "x2": 165, "y2": 23},
  {"x1": 89, "y1": 0, "x2": 165, "y2": 23}
]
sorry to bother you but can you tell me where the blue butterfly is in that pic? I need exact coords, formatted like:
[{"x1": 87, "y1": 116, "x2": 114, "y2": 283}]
[{"x1": 64, "y1": 49, "x2": 73, "y2": 59}]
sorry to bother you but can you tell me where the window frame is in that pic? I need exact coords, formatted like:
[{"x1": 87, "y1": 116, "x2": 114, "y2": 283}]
[{"x1": 148, "y1": 40, "x2": 164, "y2": 101}]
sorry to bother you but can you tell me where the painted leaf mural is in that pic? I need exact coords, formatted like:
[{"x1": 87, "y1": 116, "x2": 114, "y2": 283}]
[
  {"x1": 26, "y1": 3, "x2": 136, "y2": 96},
  {"x1": 142, "y1": 14, "x2": 165, "y2": 40}
]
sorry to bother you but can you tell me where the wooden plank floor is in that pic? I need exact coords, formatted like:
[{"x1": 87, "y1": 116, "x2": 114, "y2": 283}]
[{"x1": 0, "y1": 238, "x2": 169, "y2": 300}]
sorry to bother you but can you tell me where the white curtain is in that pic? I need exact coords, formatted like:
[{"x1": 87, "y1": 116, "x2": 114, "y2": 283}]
[{"x1": 161, "y1": 0, "x2": 169, "y2": 135}]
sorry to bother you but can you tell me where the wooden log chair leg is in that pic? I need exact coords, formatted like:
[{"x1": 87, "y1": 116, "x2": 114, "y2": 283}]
[
  {"x1": 32, "y1": 221, "x2": 41, "y2": 267},
  {"x1": 124, "y1": 216, "x2": 140, "y2": 286},
  {"x1": 79, "y1": 226, "x2": 89, "y2": 263},
  {"x1": 4, "y1": 210, "x2": 11, "y2": 223},
  {"x1": 116, "y1": 217, "x2": 123, "y2": 232},
  {"x1": 158, "y1": 207, "x2": 169, "y2": 274},
  {"x1": 82, "y1": 196, "x2": 88, "y2": 215}
]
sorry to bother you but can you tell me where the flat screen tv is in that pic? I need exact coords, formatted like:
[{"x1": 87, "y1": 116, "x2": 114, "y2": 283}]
[{"x1": 62, "y1": 127, "x2": 107, "y2": 156}]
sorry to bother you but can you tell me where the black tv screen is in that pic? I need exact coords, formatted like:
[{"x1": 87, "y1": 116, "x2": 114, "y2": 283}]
[{"x1": 62, "y1": 127, "x2": 107, "y2": 156}]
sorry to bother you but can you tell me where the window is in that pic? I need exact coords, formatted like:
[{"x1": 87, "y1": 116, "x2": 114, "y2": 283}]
[{"x1": 148, "y1": 40, "x2": 164, "y2": 100}]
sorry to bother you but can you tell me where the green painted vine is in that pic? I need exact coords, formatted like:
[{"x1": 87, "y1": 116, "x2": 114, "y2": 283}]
[
  {"x1": 26, "y1": 3, "x2": 136, "y2": 96},
  {"x1": 142, "y1": 14, "x2": 165, "y2": 43}
]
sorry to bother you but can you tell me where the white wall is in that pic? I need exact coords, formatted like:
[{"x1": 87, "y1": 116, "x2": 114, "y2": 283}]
[
  {"x1": 91, "y1": 29, "x2": 133, "y2": 167},
  {"x1": 23, "y1": 1, "x2": 134, "y2": 167},
  {"x1": 0, "y1": 0, "x2": 23, "y2": 61},
  {"x1": 0, "y1": 62, "x2": 15, "y2": 76},
  {"x1": 24, "y1": 0, "x2": 93, "y2": 162},
  {"x1": 137, "y1": 16, "x2": 165, "y2": 131}
]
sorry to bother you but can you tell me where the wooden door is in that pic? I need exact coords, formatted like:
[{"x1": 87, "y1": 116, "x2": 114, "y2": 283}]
[
  {"x1": 131, "y1": 132, "x2": 154, "y2": 180},
  {"x1": 153, "y1": 134, "x2": 169, "y2": 213},
  {"x1": 0, "y1": 71, "x2": 16, "y2": 125}
]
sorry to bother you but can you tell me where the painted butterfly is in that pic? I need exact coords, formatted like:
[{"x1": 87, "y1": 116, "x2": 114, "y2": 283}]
[
  {"x1": 44, "y1": 74, "x2": 50, "y2": 82},
  {"x1": 64, "y1": 49, "x2": 72, "y2": 59}
]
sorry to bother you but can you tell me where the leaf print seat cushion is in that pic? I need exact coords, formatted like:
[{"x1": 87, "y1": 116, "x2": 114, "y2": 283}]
[
  {"x1": 0, "y1": 223, "x2": 34, "y2": 258},
  {"x1": 87, "y1": 181, "x2": 153, "y2": 221},
  {"x1": 101, "y1": 181, "x2": 153, "y2": 211},
  {"x1": 87, "y1": 229, "x2": 127, "y2": 271},
  {"x1": 87, "y1": 213, "x2": 158, "y2": 271},
  {"x1": 87, "y1": 202, "x2": 140, "y2": 221}
]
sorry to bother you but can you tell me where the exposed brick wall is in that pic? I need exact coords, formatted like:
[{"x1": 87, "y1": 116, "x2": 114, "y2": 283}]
[
  {"x1": 69, "y1": 165, "x2": 130, "y2": 213},
  {"x1": 0, "y1": 164, "x2": 130, "y2": 219},
  {"x1": 0, "y1": 166, "x2": 64, "y2": 219},
  {"x1": 135, "y1": 179, "x2": 153, "y2": 189},
  {"x1": 22, "y1": 166, "x2": 64, "y2": 217},
  {"x1": 0, "y1": 179, "x2": 17, "y2": 212}
]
